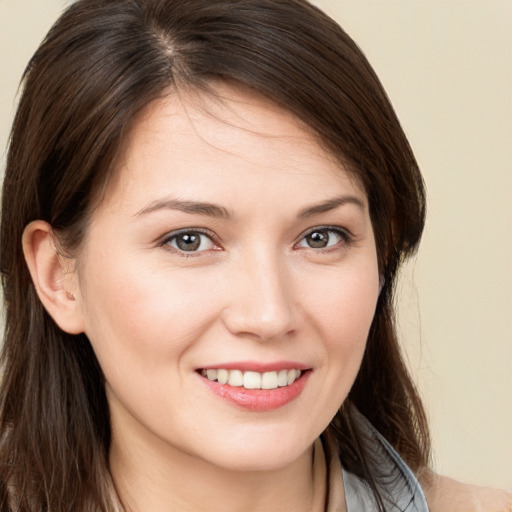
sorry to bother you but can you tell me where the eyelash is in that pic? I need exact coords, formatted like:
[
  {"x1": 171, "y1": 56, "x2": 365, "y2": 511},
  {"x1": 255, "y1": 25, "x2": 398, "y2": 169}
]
[
  {"x1": 160, "y1": 226, "x2": 353, "y2": 258},
  {"x1": 160, "y1": 228, "x2": 219, "y2": 258},
  {"x1": 298, "y1": 226, "x2": 354, "y2": 253}
]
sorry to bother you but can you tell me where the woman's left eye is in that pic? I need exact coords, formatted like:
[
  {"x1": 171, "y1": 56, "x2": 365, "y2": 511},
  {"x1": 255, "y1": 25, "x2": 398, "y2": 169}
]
[
  {"x1": 296, "y1": 228, "x2": 348, "y2": 250},
  {"x1": 163, "y1": 231, "x2": 216, "y2": 253}
]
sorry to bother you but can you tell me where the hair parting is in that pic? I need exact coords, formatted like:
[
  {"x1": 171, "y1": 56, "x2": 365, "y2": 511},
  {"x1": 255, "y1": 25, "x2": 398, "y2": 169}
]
[{"x1": 1, "y1": 1, "x2": 429, "y2": 509}]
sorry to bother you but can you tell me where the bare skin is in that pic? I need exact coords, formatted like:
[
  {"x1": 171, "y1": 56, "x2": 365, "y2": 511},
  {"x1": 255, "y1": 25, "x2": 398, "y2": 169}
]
[
  {"x1": 22, "y1": 85, "x2": 510, "y2": 512},
  {"x1": 24, "y1": 85, "x2": 371, "y2": 511},
  {"x1": 422, "y1": 473, "x2": 512, "y2": 512}
]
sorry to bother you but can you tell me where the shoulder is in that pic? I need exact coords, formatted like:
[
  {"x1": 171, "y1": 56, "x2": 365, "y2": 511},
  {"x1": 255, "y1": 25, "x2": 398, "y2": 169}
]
[{"x1": 420, "y1": 472, "x2": 512, "y2": 512}]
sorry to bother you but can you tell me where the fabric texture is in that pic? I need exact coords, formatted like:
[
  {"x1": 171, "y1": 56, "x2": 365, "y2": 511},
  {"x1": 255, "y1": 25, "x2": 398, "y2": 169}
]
[{"x1": 323, "y1": 410, "x2": 429, "y2": 511}]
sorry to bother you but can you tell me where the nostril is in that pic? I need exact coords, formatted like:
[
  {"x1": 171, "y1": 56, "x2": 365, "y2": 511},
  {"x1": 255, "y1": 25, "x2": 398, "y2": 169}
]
[{"x1": 221, "y1": 304, "x2": 297, "y2": 342}]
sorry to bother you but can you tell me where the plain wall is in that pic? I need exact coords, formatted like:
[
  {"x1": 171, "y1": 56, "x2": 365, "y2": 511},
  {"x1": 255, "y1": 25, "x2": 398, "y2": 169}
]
[
  {"x1": 1, "y1": 0, "x2": 511, "y2": 491},
  {"x1": 317, "y1": 0, "x2": 512, "y2": 490}
]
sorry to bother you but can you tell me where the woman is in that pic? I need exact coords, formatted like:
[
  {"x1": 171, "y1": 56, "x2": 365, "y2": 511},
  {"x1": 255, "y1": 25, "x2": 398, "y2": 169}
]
[{"x1": 0, "y1": 0, "x2": 510, "y2": 510}]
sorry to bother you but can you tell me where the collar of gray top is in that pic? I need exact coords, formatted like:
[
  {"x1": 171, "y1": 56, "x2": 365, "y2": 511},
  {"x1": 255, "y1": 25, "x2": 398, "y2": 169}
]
[{"x1": 338, "y1": 410, "x2": 429, "y2": 512}]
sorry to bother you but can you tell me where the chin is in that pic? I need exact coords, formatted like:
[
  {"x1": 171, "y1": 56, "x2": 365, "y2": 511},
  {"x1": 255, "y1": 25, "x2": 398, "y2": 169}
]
[{"x1": 196, "y1": 430, "x2": 315, "y2": 473}]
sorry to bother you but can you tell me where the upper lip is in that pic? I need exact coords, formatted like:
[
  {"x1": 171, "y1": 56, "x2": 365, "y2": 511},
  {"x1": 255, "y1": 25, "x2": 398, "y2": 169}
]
[{"x1": 197, "y1": 361, "x2": 311, "y2": 372}]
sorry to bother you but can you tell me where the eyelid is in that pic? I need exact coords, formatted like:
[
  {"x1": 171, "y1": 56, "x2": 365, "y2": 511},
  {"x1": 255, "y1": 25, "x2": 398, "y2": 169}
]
[
  {"x1": 294, "y1": 225, "x2": 354, "y2": 250},
  {"x1": 160, "y1": 228, "x2": 222, "y2": 255},
  {"x1": 158, "y1": 225, "x2": 353, "y2": 257},
  {"x1": 298, "y1": 225, "x2": 353, "y2": 241}
]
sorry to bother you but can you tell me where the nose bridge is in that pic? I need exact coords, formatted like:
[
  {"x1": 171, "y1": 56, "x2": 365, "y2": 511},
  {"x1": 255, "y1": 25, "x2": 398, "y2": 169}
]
[{"x1": 224, "y1": 245, "x2": 296, "y2": 341}]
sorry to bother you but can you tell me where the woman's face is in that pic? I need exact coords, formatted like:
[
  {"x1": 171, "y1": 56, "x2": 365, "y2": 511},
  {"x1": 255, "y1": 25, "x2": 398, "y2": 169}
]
[{"x1": 74, "y1": 85, "x2": 380, "y2": 472}]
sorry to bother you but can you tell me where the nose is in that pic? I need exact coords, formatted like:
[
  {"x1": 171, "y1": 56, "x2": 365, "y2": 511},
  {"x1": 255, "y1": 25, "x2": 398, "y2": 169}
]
[{"x1": 222, "y1": 250, "x2": 298, "y2": 342}]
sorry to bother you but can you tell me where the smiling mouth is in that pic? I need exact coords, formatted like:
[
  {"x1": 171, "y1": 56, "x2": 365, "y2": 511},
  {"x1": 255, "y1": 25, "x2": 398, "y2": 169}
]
[{"x1": 200, "y1": 368, "x2": 303, "y2": 390}]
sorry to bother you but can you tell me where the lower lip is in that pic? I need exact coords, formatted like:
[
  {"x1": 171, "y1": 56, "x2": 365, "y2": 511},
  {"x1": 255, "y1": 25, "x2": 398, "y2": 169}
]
[{"x1": 199, "y1": 371, "x2": 311, "y2": 411}]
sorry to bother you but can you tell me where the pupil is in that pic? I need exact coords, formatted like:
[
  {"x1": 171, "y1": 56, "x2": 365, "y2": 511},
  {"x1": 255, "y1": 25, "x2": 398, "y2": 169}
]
[
  {"x1": 308, "y1": 231, "x2": 328, "y2": 248},
  {"x1": 177, "y1": 233, "x2": 200, "y2": 251}
]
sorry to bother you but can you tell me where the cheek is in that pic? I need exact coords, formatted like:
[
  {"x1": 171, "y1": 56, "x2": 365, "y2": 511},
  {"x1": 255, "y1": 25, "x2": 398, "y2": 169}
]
[
  {"x1": 302, "y1": 261, "x2": 379, "y2": 379},
  {"x1": 284, "y1": 263, "x2": 378, "y2": 437},
  {"x1": 304, "y1": 260, "x2": 379, "y2": 338},
  {"x1": 77, "y1": 254, "x2": 224, "y2": 378}
]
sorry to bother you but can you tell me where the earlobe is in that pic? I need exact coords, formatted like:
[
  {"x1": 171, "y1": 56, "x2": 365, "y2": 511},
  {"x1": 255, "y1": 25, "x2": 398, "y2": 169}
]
[{"x1": 22, "y1": 220, "x2": 85, "y2": 334}]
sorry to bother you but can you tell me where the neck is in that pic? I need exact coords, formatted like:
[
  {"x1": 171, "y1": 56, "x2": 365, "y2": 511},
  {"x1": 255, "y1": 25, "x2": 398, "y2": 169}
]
[{"x1": 108, "y1": 407, "x2": 326, "y2": 512}]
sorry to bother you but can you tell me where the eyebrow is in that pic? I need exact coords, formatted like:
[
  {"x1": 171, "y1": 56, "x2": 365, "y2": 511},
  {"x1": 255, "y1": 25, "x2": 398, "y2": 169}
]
[
  {"x1": 135, "y1": 199, "x2": 234, "y2": 219},
  {"x1": 135, "y1": 195, "x2": 365, "y2": 220},
  {"x1": 297, "y1": 195, "x2": 365, "y2": 218}
]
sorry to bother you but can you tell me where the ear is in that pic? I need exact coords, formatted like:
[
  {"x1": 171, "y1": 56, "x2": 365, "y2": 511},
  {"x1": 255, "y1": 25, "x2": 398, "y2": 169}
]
[{"x1": 22, "y1": 220, "x2": 85, "y2": 334}]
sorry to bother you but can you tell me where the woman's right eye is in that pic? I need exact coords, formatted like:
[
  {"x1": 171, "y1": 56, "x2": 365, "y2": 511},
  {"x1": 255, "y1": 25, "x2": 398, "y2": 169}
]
[{"x1": 163, "y1": 231, "x2": 217, "y2": 254}]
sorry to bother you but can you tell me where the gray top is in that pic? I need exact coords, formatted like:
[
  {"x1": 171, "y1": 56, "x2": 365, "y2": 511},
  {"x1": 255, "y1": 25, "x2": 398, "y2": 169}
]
[{"x1": 325, "y1": 411, "x2": 430, "y2": 511}]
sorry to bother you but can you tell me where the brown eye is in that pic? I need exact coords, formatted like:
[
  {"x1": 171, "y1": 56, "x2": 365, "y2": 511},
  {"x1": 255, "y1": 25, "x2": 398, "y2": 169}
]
[
  {"x1": 165, "y1": 231, "x2": 215, "y2": 253},
  {"x1": 297, "y1": 228, "x2": 345, "y2": 249},
  {"x1": 305, "y1": 230, "x2": 330, "y2": 248}
]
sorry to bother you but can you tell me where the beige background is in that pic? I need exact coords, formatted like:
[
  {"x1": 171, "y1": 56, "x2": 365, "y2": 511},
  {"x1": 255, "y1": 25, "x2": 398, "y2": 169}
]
[{"x1": 1, "y1": 0, "x2": 511, "y2": 491}]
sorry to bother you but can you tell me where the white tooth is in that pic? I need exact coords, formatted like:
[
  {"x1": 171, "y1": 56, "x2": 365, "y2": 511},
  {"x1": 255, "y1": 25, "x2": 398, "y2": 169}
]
[
  {"x1": 278, "y1": 369, "x2": 288, "y2": 387},
  {"x1": 295, "y1": 369, "x2": 302, "y2": 379},
  {"x1": 287, "y1": 369, "x2": 297, "y2": 385},
  {"x1": 228, "y1": 369, "x2": 243, "y2": 387},
  {"x1": 201, "y1": 369, "x2": 207, "y2": 377},
  {"x1": 217, "y1": 369, "x2": 229, "y2": 384},
  {"x1": 206, "y1": 369, "x2": 217, "y2": 381},
  {"x1": 243, "y1": 371, "x2": 262, "y2": 389},
  {"x1": 261, "y1": 371, "x2": 278, "y2": 389}
]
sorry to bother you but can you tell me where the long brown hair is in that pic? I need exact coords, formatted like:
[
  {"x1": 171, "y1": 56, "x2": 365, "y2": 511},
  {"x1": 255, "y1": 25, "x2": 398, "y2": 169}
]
[{"x1": 0, "y1": 0, "x2": 429, "y2": 510}]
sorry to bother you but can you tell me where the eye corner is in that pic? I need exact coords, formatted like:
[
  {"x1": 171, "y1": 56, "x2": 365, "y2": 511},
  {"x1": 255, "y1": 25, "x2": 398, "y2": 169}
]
[
  {"x1": 295, "y1": 226, "x2": 354, "y2": 252},
  {"x1": 160, "y1": 228, "x2": 222, "y2": 257}
]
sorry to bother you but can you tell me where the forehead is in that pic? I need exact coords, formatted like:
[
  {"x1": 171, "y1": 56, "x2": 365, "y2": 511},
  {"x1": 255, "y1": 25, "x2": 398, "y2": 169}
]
[{"x1": 103, "y1": 84, "x2": 367, "y2": 214}]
